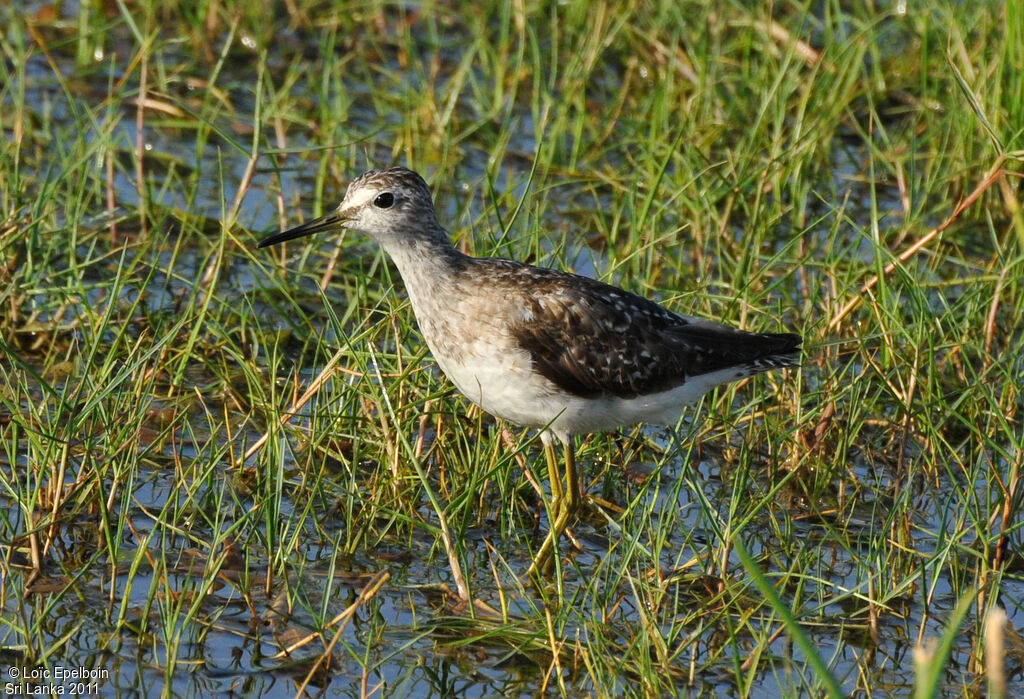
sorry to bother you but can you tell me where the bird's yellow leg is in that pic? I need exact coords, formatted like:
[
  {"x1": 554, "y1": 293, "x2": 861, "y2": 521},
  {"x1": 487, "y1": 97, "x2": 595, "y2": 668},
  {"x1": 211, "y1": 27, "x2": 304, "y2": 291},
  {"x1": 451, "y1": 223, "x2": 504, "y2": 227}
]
[
  {"x1": 528, "y1": 441, "x2": 581, "y2": 578},
  {"x1": 562, "y1": 441, "x2": 580, "y2": 519},
  {"x1": 544, "y1": 441, "x2": 564, "y2": 512},
  {"x1": 528, "y1": 442, "x2": 566, "y2": 578},
  {"x1": 529, "y1": 506, "x2": 574, "y2": 577},
  {"x1": 528, "y1": 529, "x2": 557, "y2": 578}
]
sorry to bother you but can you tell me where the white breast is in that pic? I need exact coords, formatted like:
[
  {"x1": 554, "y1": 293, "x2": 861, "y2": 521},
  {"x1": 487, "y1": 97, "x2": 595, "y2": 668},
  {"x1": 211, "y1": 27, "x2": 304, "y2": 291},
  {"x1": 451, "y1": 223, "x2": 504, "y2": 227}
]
[
  {"x1": 429, "y1": 336, "x2": 572, "y2": 430},
  {"x1": 425, "y1": 331, "x2": 725, "y2": 443}
]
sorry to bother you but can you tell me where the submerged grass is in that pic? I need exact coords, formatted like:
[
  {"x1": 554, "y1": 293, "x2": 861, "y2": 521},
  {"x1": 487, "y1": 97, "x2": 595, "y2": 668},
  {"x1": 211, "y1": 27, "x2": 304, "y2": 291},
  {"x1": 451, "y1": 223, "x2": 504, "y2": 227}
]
[{"x1": 2, "y1": 0, "x2": 1023, "y2": 696}]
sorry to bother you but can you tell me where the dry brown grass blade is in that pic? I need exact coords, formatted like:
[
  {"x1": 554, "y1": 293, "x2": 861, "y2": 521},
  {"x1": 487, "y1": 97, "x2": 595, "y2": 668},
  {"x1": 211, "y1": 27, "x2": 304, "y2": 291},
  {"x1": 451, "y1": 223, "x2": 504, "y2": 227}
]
[
  {"x1": 827, "y1": 155, "x2": 1008, "y2": 333},
  {"x1": 276, "y1": 570, "x2": 391, "y2": 661},
  {"x1": 985, "y1": 606, "x2": 1007, "y2": 699},
  {"x1": 290, "y1": 570, "x2": 391, "y2": 697},
  {"x1": 240, "y1": 345, "x2": 348, "y2": 465}
]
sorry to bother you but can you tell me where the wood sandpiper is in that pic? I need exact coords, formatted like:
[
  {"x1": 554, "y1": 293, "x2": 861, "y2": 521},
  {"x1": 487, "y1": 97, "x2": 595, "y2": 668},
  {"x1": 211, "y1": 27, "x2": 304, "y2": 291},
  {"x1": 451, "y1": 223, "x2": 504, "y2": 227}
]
[{"x1": 259, "y1": 167, "x2": 802, "y2": 576}]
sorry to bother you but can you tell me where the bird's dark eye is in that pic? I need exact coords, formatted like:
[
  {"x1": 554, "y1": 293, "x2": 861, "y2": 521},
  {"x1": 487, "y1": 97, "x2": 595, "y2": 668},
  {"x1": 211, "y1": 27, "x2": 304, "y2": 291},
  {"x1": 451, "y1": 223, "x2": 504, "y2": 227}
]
[{"x1": 374, "y1": 192, "x2": 395, "y2": 208}]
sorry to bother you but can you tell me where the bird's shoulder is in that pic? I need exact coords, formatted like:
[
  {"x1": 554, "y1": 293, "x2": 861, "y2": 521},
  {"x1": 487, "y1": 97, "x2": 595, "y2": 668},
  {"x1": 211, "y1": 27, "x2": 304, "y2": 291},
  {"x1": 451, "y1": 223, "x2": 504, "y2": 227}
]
[
  {"x1": 462, "y1": 258, "x2": 800, "y2": 400},
  {"x1": 472, "y1": 257, "x2": 683, "y2": 326},
  {"x1": 467, "y1": 258, "x2": 696, "y2": 398}
]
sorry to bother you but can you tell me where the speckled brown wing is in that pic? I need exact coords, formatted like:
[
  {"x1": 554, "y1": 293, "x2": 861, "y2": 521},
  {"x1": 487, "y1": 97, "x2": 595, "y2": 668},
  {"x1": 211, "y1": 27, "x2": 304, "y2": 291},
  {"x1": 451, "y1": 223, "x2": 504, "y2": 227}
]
[{"x1": 494, "y1": 261, "x2": 801, "y2": 400}]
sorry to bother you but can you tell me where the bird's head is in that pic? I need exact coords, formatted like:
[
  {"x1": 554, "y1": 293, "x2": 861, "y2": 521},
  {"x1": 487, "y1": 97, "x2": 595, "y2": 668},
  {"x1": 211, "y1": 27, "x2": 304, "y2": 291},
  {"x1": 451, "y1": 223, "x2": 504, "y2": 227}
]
[{"x1": 258, "y1": 167, "x2": 445, "y2": 250}]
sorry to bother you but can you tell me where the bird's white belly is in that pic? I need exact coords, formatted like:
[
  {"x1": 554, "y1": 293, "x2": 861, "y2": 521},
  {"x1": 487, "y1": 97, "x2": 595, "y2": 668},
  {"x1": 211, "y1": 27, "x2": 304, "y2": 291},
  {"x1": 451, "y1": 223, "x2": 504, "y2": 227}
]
[
  {"x1": 429, "y1": 338, "x2": 726, "y2": 441},
  {"x1": 432, "y1": 341, "x2": 570, "y2": 430}
]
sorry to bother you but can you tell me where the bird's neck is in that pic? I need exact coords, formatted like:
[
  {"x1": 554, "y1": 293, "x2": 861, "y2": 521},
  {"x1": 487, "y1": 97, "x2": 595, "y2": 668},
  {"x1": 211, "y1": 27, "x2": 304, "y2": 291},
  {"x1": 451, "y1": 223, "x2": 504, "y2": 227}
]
[{"x1": 382, "y1": 228, "x2": 471, "y2": 313}]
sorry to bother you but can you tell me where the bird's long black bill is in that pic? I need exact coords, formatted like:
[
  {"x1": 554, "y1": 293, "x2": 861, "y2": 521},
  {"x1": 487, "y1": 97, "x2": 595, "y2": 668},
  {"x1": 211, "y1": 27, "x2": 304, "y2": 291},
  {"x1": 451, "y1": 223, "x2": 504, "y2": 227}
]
[{"x1": 257, "y1": 212, "x2": 347, "y2": 248}]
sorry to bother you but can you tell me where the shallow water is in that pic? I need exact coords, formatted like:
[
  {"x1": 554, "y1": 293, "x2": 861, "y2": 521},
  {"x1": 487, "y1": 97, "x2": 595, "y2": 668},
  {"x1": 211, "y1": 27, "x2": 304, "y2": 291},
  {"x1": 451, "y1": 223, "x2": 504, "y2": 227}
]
[{"x1": 3, "y1": 3, "x2": 1022, "y2": 697}]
